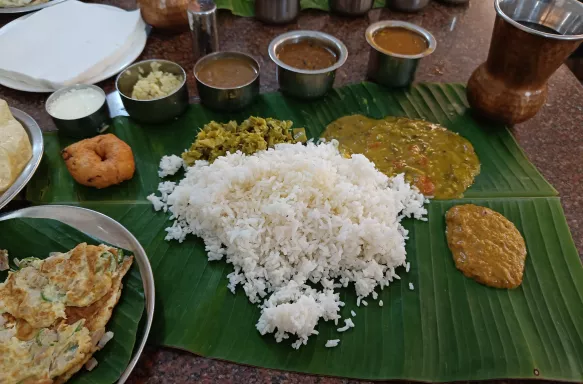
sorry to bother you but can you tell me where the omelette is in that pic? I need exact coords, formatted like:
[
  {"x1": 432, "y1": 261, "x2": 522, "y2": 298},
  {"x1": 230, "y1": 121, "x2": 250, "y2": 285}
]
[
  {"x1": 0, "y1": 243, "x2": 133, "y2": 384},
  {"x1": 0, "y1": 99, "x2": 32, "y2": 193}
]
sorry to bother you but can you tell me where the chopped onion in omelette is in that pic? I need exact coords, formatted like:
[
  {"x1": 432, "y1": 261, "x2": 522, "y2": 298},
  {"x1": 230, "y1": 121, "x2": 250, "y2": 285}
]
[{"x1": 0, "y1": 243, "x2": 133, "y2": 384}]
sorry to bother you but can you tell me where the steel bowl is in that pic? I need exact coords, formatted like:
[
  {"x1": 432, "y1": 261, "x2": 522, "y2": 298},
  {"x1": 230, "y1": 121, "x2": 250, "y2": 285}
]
[
  {"x1": 255, "y1": 0, "x2": 300, "y2": 24},
  {"x1": 329, "y1": 0, "x2": 374, "y2": 16},
  {"x1": 116, "y1": 59, "x2": 189, "y2": 124},
  {"x1": 436, "y1": 0, "x2": 470, "y2": 4},
  {"x1": 366, "y1": 21, "x2": 436, "y2": 88},
  {"x1": 46, "y1": 84, "x2": 111, "y2": 139},
  {"x1": 194, "y1": 51, "x2": 260, "y2": 112},
  {"x1": 387, "y1": 0, "x2": 431, "y2": 12},
  {"x1": 268, "y1": 30, "x2": 348, "y2": 100},
  {"x1": 0, "y1": 205, "x2": 155, "y2": 384}
]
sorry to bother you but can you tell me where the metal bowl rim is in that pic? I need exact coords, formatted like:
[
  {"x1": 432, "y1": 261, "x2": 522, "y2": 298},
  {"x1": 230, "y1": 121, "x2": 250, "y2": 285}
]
[
  {"x1": 329, "y1": 0, "x2": 374, "y2": 14},
  {"x1": 365, "y1": 21, "x2": 437, "y2": 59},
  {"x1": 45, "y1": 84, "x2": 107, "y2": 121},
  {"x1": 494, "y1": 0, "x2": 583, "y2": 41},
  {"x1": 0, "y1": 108, "x2": 43, "y2": 211},
  {"x1": 268, "y1": 30, "x2": 349, "y2": 75},
  {"x1": 0, "y1": 204, "x2": 155, "y2": 384},
  {"x1": 193, "y1": 51, "x2": 261, "y2": 90},
  {"x1": 188, "y1": 1, "x2": 216, "y2": 15},
  {"x1": 115, "y1": 59, "x2": 188, "y2": 102}
]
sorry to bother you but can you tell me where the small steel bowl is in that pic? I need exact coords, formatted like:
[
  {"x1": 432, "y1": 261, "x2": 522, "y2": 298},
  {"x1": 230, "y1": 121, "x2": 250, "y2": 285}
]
[
  {"x1": 116, "y1": 59, "x2": 189, "y2": 124},
  {"x1": 194, "y1": 51, "x2": 260, "y2": 112},
  {"x1": 268, "y1": 31, "x2": 348, "y2": 100},
  {"x1": 366, "y1": 21, "x2": 436, "y2": 88},
  {"x1": 387, "y1": 0, "x2": 431, "y2": 12},
  {"x1": 436, "y1": 0, "x2": 469, "y2": 4},
  {"x1": 329, "y1": 0, "x2": 374, "y2": 16},
  {"x1": 46, "y1": 84, "x2": 111, "y2": 139},
  {"x1": 255, "y1": 0, "x2": 300, "y2": 24}
]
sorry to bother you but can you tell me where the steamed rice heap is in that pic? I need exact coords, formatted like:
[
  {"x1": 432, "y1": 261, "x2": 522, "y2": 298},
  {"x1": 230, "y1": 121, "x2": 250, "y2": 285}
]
[{"x1": 148, "y1": 140, "x2": 427, "y2": 348}]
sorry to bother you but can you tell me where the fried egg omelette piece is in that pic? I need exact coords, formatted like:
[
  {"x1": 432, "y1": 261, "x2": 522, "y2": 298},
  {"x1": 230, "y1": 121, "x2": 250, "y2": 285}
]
[
  {"x1": 0, "y1": 243, "x2": 134, "y2": 384},
  {"x1": 0, "y1": 318, "x2": 93, "y2": 384},
  {"x1": 0, "y1": 243, "x2": 128, "y2": 329},
  {"x1": 55, "y1": 255, "x2": 133, "y2": 384}
]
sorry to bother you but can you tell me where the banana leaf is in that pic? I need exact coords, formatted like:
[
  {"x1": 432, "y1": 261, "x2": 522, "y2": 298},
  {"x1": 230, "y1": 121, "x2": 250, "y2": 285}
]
[
  {"x1": 26, "y1": 83, "x2": 556, "y2": 203},
  {"x1": 214, "y1": 0, "x2": 387, "y2": 17},
  {"x1": 25, "y1": 83, "x2": 583, "y2": 381},
  {"x1": 0, "y1": 217, "x2": 145, "y2": 384}
]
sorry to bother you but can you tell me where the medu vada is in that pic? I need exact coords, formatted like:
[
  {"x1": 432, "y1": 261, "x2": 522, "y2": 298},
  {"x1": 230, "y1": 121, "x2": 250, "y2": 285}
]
[{"x1": 62, "y1": 134, "x2": 135, "y2": 189}]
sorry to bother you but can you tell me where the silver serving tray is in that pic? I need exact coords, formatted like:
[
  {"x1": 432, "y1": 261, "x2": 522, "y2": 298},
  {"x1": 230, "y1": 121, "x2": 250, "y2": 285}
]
[
  {"x1": 0, "y1": 108, "x2": 43, "y2": 211},
  {"x1": 0, "y1": 4, "x2": 149, "y2": 93},
  {"x1": 0, "y1": 205, "x2": 155, "y2": 384},
  {"x1": 0, "y1": 0, "x2": 67, "y2": 14}
]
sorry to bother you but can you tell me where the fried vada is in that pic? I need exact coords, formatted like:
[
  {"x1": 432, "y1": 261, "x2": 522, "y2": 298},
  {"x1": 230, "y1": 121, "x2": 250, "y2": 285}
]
[{"x1": 62, "y1": 134, "x2": 135, "y2": 189}]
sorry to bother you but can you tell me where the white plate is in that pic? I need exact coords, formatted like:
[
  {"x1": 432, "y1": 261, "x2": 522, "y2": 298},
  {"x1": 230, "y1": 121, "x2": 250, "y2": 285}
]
[
  {"x1": 0, "y1": 107, "x2": 43, "y2": 211},
  {"x1": 0, "y1": 205, "x2": 155, "y2": 384},
  {"x1": 0, "y1": 4, "x2": 148, "y2": 93},
  {"x1": 0, "y1": 0, "x2": 68, "y2": 15}
]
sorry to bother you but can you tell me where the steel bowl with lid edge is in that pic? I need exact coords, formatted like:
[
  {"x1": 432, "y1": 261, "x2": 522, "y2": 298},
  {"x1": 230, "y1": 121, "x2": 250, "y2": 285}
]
[
  {"x1": 194, "y1": 51, "x2": 260, "y2": 112},
  {"x1": 46, "y1": 84, "x2": 111, "y2": 139},
  {"x1": 387, "y1": 0, "x2": 431, "y2": 12},
  {"x1": 268, "y1": 30, "x2": 348, "y2": 100},
  {"x1": 116, "y1": 59, "x2": 189, "y2": 124},
  {"x1": 329, "y1": 0, "x2": 374, "y2": 16},
  {"x1": 366, "y1": 21, "x2": 436, "y2": 88},
  {"x1": 255, "y1": 0, "x2": 299, "y2": 24}
]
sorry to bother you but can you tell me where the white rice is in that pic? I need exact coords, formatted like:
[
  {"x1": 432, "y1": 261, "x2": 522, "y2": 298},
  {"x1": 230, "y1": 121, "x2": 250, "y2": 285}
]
[
  {"x1": 405, "y1": 262, "x2": 410, "y2": 273},
  {"x1": 361, "y1": 300, "x2": 368, "y2": 307},
  {"x1": 409, "y1": 282, "x2": 415, "y2": 290},
  {"x1": 372, "y1": 291, "x2": 378, "y2": 300},
  {"x1": 351, "y1": 310, "x2": 356, "y2": 317},
  {"x1": 325, "y1": 339, "x2": 340, "y2": 348},
  {"x1": 157, "y1": 155, "x2": 184, "y2": 178},
  {"x1": 150, "y1": 141, "x2": 428, "y2": 348},
  {"x1": 379, "y1": 300, "x2": 384, "y2": 307},
  {"x1": 336, "y1": 318, "x2": 355, "y2": 332}
]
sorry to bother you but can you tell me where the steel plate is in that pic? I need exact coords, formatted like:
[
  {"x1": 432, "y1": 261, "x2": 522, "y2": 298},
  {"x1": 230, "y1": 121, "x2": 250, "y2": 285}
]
[
  {"x1": 0, "y1": 4, "x2": 148, "y2": 93},
  {"x1": 0, "y1": 107, "x2": 43, "y2": 211},
  {"x1": 0, "y1": 204, "x2": 155, "y2": 384}
]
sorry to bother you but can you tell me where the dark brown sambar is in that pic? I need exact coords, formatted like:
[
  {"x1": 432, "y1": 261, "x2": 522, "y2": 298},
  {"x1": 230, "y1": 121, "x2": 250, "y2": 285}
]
[
  {"x1": 196, "y1": 57, "x2": 257, "y2": 89},
  {"x1": 277, "y1": 40, "x2": 337, "y2": 71},
  {"x1": 373, "y1": 27, "x2": 428, "y2": 55}
]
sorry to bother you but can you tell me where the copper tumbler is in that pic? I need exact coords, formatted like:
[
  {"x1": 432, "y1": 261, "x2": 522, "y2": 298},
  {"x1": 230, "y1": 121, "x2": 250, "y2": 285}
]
[{"x1": 467, "y1": 0, "x2": 583, "y2": 125}]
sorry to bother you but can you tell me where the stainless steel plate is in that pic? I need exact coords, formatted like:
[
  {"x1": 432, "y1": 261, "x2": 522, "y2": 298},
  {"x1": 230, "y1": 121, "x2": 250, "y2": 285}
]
[
  {"x1": 0, "y1": 0, "x2": 67, "y2": 14},
  {"x1": 0, "y1": 108, "x2": 43, "y2": 211},
  {"x1": 0, "y1": 4, "x2": 149, "y2": 93},
  {"x1": 0, "y1": 205, "x2": 155, "y2": 384}
]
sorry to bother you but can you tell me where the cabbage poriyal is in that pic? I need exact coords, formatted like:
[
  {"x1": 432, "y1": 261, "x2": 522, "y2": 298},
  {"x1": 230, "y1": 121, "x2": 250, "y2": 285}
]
[{"x1": 181, "y1": 116, "x2": 304, "y2": 165}]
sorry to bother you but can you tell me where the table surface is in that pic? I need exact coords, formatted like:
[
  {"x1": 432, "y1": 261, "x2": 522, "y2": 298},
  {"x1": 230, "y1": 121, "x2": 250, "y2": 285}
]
[{"x1": 1, "y1": 1, "x2": 582, "y2": 383}]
